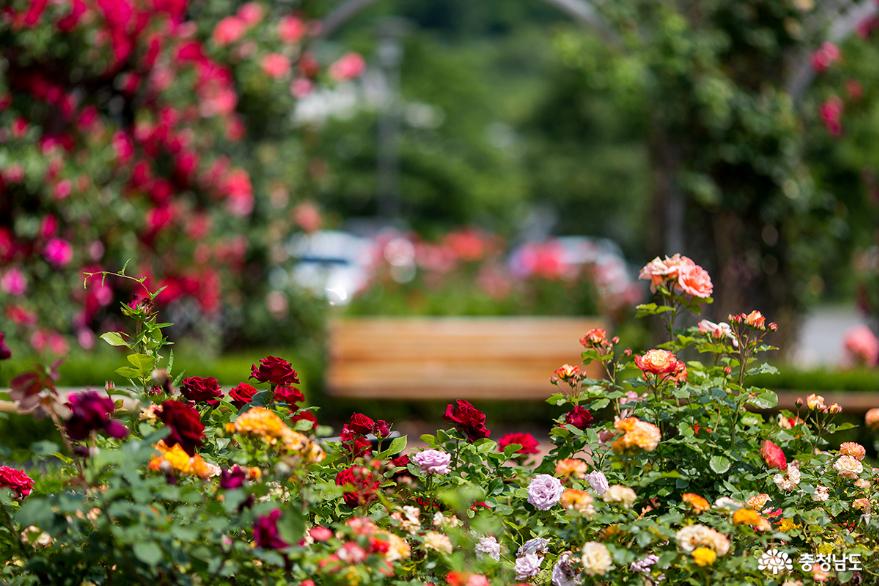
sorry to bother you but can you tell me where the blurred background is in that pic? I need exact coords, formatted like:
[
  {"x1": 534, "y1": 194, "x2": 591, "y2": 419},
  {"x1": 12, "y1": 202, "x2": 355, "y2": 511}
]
[{"x1": 2, "y1": 0, "x2": 879, "y2": 439}]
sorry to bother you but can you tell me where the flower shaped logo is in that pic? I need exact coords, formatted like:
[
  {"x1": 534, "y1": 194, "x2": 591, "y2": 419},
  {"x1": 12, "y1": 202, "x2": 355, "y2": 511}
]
[{"x1": 758, "y1": 549, "x2": 793, "y2": 575}]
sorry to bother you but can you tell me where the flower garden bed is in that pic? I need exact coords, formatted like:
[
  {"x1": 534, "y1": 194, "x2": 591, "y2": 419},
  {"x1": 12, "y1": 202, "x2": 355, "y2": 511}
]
[{"x1": 1, "y1": 256, "x2": 878, "y2": 585}]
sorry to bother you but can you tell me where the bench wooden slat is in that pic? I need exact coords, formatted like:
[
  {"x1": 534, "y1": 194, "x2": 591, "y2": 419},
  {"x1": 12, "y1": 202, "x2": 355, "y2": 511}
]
[{"x1": 327, "y1": 317, "x2": 603, "y2": 400}]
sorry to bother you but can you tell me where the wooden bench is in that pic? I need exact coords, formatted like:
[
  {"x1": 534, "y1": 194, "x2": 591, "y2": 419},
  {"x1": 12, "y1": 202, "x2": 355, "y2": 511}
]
[{"x1": 326, "y1": 317, "x2": 604, "y2": 400}]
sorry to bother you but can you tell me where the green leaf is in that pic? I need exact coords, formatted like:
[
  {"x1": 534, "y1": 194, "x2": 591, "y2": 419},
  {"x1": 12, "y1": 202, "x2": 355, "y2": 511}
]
[
  {"x1": 115, "y1": 366, "x2": 141, "y2": 378},
  {"x1": 127, "y1": 353, "x2": 155, "y2": 372},
  {"x1": 100, "y1": 331, "x2": 128, "y2": 347},
  {"x1": 277, "y1": 508, "x2": 305, "y2": 545},
  {"x1": 133, "y1": 541, "x2": 163, "y2": 566},
  {"x1": 385, "y1": 435, "x2": 407, "y2": 456},
  {"x1": 746, "y1": 389, "x2": 778, "y2": 409},
  {"x1": 709, "y1": 455, "x2": 730, "y2": 474},
  {"x1": 635, "y1": 303, "x2": 674, "y2": 318}
]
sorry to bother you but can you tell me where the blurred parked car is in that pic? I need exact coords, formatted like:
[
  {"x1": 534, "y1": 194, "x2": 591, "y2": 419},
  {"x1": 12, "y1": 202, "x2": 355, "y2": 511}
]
[{"x1": 285, "y1": 231, "x2": 375, "y2": 305}]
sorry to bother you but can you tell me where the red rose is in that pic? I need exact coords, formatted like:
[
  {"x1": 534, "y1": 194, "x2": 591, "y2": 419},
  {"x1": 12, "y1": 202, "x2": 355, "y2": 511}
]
[
  {"x1": 253, "y1": 508, "x2": 289, "y2": 550},
  {"x1": 250, "y1": 355, "x2": 299, "y2": 386},
  {"x1": 0, "y1": 465, "x2": 34, "y2": 499},
  {"x1": 347, "y1": 412, "x2": 376, "y2": 435},
  {"x1": 335, "y1": 465, "x2": 379, "y2": 508},
  {"x1": 443, "y1": 400, "x2": 490, "y2": 441},
  {"x1": 497, "y1": 432, "x2": 540, "y2": 455},
  {"x1": 291, "y1": 410, "x2": 318, "y2": 431},
  {"x1": 64, "y1": 391, "x2": 128, "y2": 440},
  {"x1": 564, "y1": 405, "x2": 594, "y2": 429},
  {"x1": 180, "y1": 376, "x2": 222, "y2": 406},
  {"x1": 273, "y1": 385, "x2": 304, "y2": 405},
  {"x1": 390, "y1": 454, "x2": 410, "y2": 468},
  {"x1": 158, "y1": 400, "x2": 205, "y2": 456},
  {"x1": 220, "y1": 465, "x2": 246, "y2": 489},
  {"x1": 228, "y1": 383, "x2": 258, "y2": 409},
  {"x1": 760, "y1": 440, "x2": 787, "y2": 471}
]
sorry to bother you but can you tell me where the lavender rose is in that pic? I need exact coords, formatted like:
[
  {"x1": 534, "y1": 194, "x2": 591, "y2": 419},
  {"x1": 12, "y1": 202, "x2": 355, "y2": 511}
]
[
  {"x1": 527, "y1": 474, "x2": 564, "y2": 510},
  {"x1": 515, "y1": 553, "x2": 544, "y2": 580},
  {"x1": 475, "y1": 536, "x2": 501, "y2": 561},
  {"x1": 518, "y1": 537, "x2": 549, "y2": 557},
  {"x1": 412, "y1": 449, "x2": 452, "y2": 475},
  {"x1": 585, "y1": 470, "x2": 609, "y2": 496}
]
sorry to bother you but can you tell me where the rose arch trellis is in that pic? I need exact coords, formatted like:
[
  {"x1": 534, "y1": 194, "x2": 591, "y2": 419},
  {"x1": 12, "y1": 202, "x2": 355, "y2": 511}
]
[{"x1": 318, "y1": 0, "x2": 879, "y2": 342}]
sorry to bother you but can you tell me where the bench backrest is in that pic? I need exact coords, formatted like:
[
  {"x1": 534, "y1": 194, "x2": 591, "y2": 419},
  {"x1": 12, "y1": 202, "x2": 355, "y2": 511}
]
[{"x1": 326, "y1": 317, "x2": 603, "y2": 400}]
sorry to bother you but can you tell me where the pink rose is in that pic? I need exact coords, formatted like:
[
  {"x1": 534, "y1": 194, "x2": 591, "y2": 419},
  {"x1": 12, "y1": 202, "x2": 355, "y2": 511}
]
[
  {"x1": 262, "y1": 53, "x2": 291, "y2": 78},
  {"x1": 844, "y1": 325, "x2": 879, "y2": 366},
  {"x1": 43, "y1": 238, "x2": 72, "y2": 267},
  {"x1": 329, "y1": 53, "x2": 365, "y2": 81},
  {"x1": 213, "y1": 16, "x2": 246, "y2": 46},
  {"x1": 0, "y1": 268, "x2": 27, "y2": 295},
  {"x1": 278, "y1": 16, "x2": 306, "y2": 44}
]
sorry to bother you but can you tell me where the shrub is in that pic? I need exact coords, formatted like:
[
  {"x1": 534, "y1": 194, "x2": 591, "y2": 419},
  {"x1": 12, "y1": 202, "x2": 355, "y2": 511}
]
[{"x1": 1, "y1": 255, "x2": 878, "y2": 584}]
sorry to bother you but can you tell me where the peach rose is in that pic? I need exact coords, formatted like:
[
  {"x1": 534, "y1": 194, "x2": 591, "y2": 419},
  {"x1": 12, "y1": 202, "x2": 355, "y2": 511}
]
[
  {"x1": 612, "y1": 417, "x2": 661, "y2": 452},
  {"x1": 840, "y1": 442, "x2": 866, "y2": 461},
  {"x1": 866, "y1": 408, "x2": 879, "y2": 430},
  {"x1": 677, "y1": 263, "x2": 713, "y2": 298},
  {"x1": 555, "y1": 459, "x2": 588, "y2": 479}
]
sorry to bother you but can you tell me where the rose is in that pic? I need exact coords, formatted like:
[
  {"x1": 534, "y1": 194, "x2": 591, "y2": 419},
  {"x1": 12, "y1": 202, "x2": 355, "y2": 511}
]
[
  {"x1": 677, "y1": 262, "x2": 713, "y2": 298},
  {"x1": 866, "y1": 408, "x2": 879, "y2": 430},
  {"x1": 840, "y1": 442, "x2": 866, "y2": 461},
  {"x1": 180, "y1": 376, "x2": 222, "y2": 406},
  {"x1": 579, "y1": 328, "x2": 608, "y2": 347},
  {"x1": 273, "y1": 385, "x2": 304, "y2": 405},
  {"x1": 347, "y1": 413, "x2": 376, "y2": 435},
  {"x1": 219, "y1": 465, "x2": 246, "y2": 489},
  {"x1": 412, "y1": 449, "x2": 452, "y2": 475},
  {"x1": 0, "y1": 465, "x2": 34, "y2": 499},
  {"x1": 515, "y1": 553, "x2": 543, "y2": 580},
  {"x1": 253, "y1": 509, "x2": 288, "y2": 550},
  {"x1": 564, "y1": 405, "x2": 593, "y2": 429},
  {"x1": 634, "y1": 349, "x2": 680, "y2": 376},
  {"x1": 443, "y1": 400, "x2": 490, "y2": 441},
  {"x1": 228, "y1": 383, "x2": 258, "y2": 409},
  {"x1": 250, "y1": 355, "x2": 299, "y2": 386},
  {"x1": 497, "y1": 432, "x2": 540, "y2": 455},
  {"x1": 585, "y1": 470, "x2": 609, "y2": 496},
  {"x1": 335, "y1": 465, "x2": 380, "y2": 508},
  {"x1": 581, "y1": 542, "x2": 613, "y2": 576},
  {"x1": 527, "y1": 474, "x2": 564, "y2": 510},
  {"x1": 475, "y1": 536, "x2": 501, "y2": 561},
  {"x1": 760, "y1": 440, "x2": 787, "y2": 471},
  {"x1": 291, "y1": 410, "x2": 318, "y2": 431},
  {"x1": 64, "y1": 391, "x2": 128, "y2": 440},
  {"x1": 0, "y1": 331, "x2": 11, "y2": 360},
  {"x1": 158, "y1": 400, "x2": 205, "y2": 456}
]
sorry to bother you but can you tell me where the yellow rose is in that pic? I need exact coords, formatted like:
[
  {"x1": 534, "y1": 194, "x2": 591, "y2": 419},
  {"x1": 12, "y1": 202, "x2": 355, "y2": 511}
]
[{"x1": 692, "y1": 547, "x2": 717, "y2": 566}]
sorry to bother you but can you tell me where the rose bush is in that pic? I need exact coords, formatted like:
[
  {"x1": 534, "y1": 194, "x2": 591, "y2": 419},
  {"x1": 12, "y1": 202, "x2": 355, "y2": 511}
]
[
  {"x1": 0, "y1": 1, "x2": 353, "y2": 355},
  {"x1": 1, "y1": 256, "x2": 878, "y2": 584}
]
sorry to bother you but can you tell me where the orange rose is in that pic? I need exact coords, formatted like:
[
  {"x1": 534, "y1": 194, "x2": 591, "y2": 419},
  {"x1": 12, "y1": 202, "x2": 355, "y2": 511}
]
[
  {"x1": 682, "y1": 493, "x2": 710, "y2": 513},
  {"x1": 634, "y1": 349, "x2": 680, "y2": 377}
]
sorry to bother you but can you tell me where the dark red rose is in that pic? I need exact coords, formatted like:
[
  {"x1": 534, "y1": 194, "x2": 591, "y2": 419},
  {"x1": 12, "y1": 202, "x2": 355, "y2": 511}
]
[
  {"x1": 497, "y1": 432, "x2": 540, "y2": 455},
  {"x1": 250, "y1": 355, "x2": 299, "y2": 386},
  {"x1": 443, "y1": 400, "x2": 490, "y2": 441},
  {"x1": 369, "y1": 537, "x2": 390, "y2": 554},
  {"x1": 253, "y1": 508, "x2": 289, "y2": 550},
  {"x1": 0, "y1": 465, "x2": 34, "y2": 499},
  {"x1": 180, "y1": 376, "x2": 222, "y2": 406},
  {"x1": 374, "y1": 419, "x2": 390, "y2": 437},
  {"x1": 273, "y1": 385, "x2": 304, "y2": 405},
  {"x1": 158, "y1": 400, "x2": 205, "y2": 456},
  {"x1": 228, "y1": 383, "x2": 258, "y2": 409},
  {"x1": 291, "y1": 410, "x2": 318, "y2": 431},
  {"x1": 564, "y1": 405, "x2": 594, "y2": 430},
  {"x1": 335, "y1": 465, "x2": 380, "y2": 508},
  {"x1": 220, "y1": 465, "x2": 246, "y2": 489},
  {"x1": 0, "y1": 331, "x2": 11, "y2": 360},
  {"x1": 64, "y1": 390, "x2": 128, "y2": 441},
  {"x1": 347, "y1": 413, "x2": 376, "y2": 435}
]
